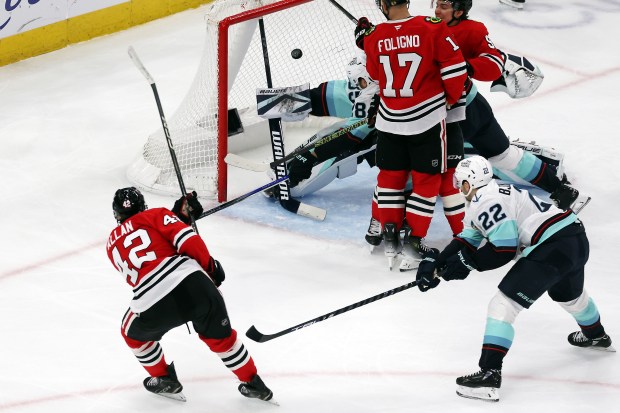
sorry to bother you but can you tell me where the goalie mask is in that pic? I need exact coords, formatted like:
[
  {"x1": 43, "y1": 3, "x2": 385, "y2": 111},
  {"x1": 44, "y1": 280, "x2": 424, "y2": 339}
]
[
  {"x1": 346, "y1": 54, "x2": 373, "y2": 89},
  {"x1": 113, "y1": 187, "x2": 147, "y2": 223},
  {"x1": 453, "y1": 156, "x2": 493, "y2": 197}
]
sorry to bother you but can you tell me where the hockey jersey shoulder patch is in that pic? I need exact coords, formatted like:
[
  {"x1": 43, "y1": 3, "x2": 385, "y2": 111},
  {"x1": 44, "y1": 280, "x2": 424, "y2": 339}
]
[{"x1": 425, "y1": 16, "x2": 442, "y2": 24}]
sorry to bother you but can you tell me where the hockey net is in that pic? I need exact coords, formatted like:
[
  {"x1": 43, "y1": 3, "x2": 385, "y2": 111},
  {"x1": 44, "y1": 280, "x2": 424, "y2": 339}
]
[{"x1": 127, "y1": 0, "x2": 384, "y2": 201}]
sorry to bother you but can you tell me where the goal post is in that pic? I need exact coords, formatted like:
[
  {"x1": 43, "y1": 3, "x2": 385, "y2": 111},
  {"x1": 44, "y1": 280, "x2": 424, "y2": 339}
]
[{"x1": 127, "y1": 0, "x2": 383, "y2": 202}]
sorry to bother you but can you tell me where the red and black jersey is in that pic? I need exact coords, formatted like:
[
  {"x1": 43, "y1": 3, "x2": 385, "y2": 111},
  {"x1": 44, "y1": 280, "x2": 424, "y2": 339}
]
[
  {"x1": 364, "y1": 16, "x2": 467, "y2": 135},
  {"x1": 448, "y1": 19, "x2": 504, "y2": 82},
  {"x1": 445, "y1": 19, "x2": 504, "y2": 123},
  {"x1": 106, "y1": 208, "x2": 213, "y2": 312}
]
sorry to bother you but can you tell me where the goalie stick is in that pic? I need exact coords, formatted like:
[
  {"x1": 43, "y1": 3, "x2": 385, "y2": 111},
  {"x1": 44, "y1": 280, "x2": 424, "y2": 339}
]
[
  {"x1": 225, "y1": 118, "x2": 368, "y2": 173},
  {"x1": 128, "y1": 46, "x2": 199, "y2": 234},
  {"x1": 246, "y1": 279, "x2": 420, "y2": 343},
  {"x1": 257, "y1": 17, "x2": 326, "y2": 222}
]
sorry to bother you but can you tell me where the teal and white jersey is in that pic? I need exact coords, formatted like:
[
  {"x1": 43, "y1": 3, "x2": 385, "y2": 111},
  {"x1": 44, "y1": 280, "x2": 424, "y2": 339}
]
[
  {"x1": 314, "y1": 79, "x2": 377, "y2": 142},
  {"x1": 458, "y1": 180, "x2": 578, "y2": 257}
]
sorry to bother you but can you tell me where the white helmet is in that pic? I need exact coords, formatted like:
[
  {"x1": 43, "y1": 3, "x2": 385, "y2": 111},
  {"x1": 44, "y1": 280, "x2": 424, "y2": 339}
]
[
  {"x1": 453, "y1": 156, "x2": 493, "y2": 195},
  {"x1": 346, "y1": 54, "x2": 373, "y2": 89}
]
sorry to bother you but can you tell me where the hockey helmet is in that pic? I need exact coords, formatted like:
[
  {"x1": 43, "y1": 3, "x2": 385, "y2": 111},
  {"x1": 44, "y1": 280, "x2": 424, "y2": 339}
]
[
  {"x1": 451, "y1": 0, "x2": 472, "y2": 15},
  {"x1": 453, "y1": 156, "x2": 493, "y2": 194},
  {"x1": 375, "y1": 0, "x2": 410, "y2": 9},
  {"x1": 113, "y1": 187, "x2": 147, "y2": 223},
  {"x1": 434, "y1": 0, "x2": 471, "y2": 21},
  {"x1": 346, "y1": 54, "x2": 373, "y2": 89}
]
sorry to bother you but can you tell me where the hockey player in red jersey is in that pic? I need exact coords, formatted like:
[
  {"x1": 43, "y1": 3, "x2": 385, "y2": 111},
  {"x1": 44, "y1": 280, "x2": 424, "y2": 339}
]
[
  {"x1": 106, "y1": 187, "x2": 272, "y2": 402},
  {"x1": 355, "y1": 0, "x2": 468, "y2": 269},
  {"x1": 434, "y1": 0, "x2": 579, "y2": 209}
]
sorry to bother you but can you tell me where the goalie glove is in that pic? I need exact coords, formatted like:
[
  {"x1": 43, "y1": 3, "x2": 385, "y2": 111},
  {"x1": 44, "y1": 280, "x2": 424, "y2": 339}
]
[
  {"x1": 287, "y1": 153, "x2": 317, "y2": 187},
  {"x1": 172, "y1": 191, "x2": 204, "y2": 225},
  {"x1": 491, "y1": 51, "x2": 544, "y2": 99}
]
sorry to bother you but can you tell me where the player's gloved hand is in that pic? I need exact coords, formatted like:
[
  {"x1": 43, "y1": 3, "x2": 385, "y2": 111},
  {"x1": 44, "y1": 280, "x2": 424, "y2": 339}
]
[
  {"x1": 355, "y1": 17, "x2": 374, "y2": 50},
  {"x1": 366, "y1": 94, "x2": 379, "y2": 128},
  {"x1": 416, "y1": 257, "x2": 441, "y2": 292},
  {"x1": 287, "y1": 153, "x2": 316, "y2": 187},
  {"x1": 172, "y1": 191, "x2": 204, "y2": 225},
  {"x1": 207, "y1": 258, "x2": 226, "y2": 287},
  {"x1": 438, "y1": 250, "x2": 477, "y2": 281}
]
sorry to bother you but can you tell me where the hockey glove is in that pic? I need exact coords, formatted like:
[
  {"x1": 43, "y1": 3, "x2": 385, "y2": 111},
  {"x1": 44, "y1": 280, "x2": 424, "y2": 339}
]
[
  {"x1": 416, "y1": 257, "x2": 441, "y2": 292},
  {"x1": 367, "y1": 94, "x2": 379, "y2": 128},
  {"x1": 172, "y1": 191, "x2": 204, "y2": 225},
  {"x1": 438, "y1": 250, "x2": 477, "y2": 281},
  {"x1": 287, "y1": 153, "x2": 316, "y2": 187},
  {"x1": 207, "y1": 258, "x2": 226, "y2": 287},
  {"x1": 354, "y1": 17, "x2": 374, "y2": 50}
]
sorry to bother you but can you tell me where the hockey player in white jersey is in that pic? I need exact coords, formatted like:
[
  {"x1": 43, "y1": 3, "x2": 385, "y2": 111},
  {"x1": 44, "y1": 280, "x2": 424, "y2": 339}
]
[{"x1": 415, "y1": 156, "x2": 614, "y2": 402}]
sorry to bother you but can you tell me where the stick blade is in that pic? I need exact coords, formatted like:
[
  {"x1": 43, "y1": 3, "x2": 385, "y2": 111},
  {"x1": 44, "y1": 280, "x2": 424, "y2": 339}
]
[
  {"x1": 246, "y1": 325, "x2": 269, "y2": 343},
  {"x1": 225, "y1": 153, "x2": 269, "y2": 172},
  {"x1": 279, "y1": 198, "x2": 326, "y2": 221}
]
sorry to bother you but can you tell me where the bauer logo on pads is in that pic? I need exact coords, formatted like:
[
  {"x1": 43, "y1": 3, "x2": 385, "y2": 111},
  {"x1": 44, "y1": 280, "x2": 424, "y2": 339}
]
[{"x1": 256, "y1": 83, "x2": 311, "y2": 122}]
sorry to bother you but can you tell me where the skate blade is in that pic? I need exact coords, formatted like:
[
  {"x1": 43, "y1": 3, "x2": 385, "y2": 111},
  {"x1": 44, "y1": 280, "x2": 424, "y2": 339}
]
[
  {"x1": 387, "y1": 255, "x2": 395, "y2": 271},
  {"x1": 584, "y1": 344, "x2": 616, "y2": 353},
  {"x1": 456, "y1": 385, "x2": 499, "y2": 402},
  {"x1": 571, "y1": 196, "x2": 591, "y2": 214},
  {"x1": 397, "y1": 252, "x2": 421, "y2": 272},
  {"x1": 153, "y1": 391, "x2": 187, "y2": 402}
]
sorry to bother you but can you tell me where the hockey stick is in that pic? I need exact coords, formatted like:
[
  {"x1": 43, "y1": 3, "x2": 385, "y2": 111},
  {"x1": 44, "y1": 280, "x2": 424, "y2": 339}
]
[
  {"x1": 257, "y1": 18, "x2": 326, "y2": 221},
  {"x1": 225, "y1": 118, "x2": 368, "y2": 173},
  {"x1": 197, "y1": 175, "x2": 289, "y2": 219},
  {"x1": 128, "y1": 46, "x2": 199, "y2": 233},
  {"x1": 327, "y1": 0, "x2": 358, "y2": 24},
  {"x1": 246, "y1": 279, "x2": 420, "y2": 343}
]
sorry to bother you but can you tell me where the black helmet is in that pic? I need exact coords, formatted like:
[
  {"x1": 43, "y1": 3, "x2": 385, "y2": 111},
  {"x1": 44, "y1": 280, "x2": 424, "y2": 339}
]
[
  {"x1": 375, "y1": 0, "x2": 410, "y2": 8},
  {"x1": 113, "y1": 187, "x2": 147, "y2": 223}
]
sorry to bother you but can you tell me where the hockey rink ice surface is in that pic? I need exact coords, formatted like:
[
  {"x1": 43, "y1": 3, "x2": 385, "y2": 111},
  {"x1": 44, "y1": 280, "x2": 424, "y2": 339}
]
[{"x1": 1, "y1": 0, "x2": 620, "y2": 411}]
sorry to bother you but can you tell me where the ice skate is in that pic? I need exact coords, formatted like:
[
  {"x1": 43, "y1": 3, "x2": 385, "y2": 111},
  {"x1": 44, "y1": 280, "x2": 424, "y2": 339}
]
[
  {"x1": 382, "y1": 223, "x2": 400, "y2": 270},
  {"x1": 143, "y1": 362, "x2": 186, "y2": 402},
  {"x1": 399, "y1": 230, "x2": 439, "y2": 272},
  {"x1": 568, "y1": 331, "x2": 616, "y2": 352},
  {"x1": 456, "y1": 368, "x2": 501, "y2": 402},
  {"x1": 365, "y1": 217, "x2": 382, "y2": 252},
  {"x1": 499, "y1": 0, "x2": 525, "y2": 9},
  {"x1": 238, "y1": 374, "x2": 274, "y2": 401}
]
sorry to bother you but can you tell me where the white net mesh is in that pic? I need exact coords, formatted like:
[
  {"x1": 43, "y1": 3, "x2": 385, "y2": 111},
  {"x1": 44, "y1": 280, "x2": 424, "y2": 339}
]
[{"x1": 128, "y1": 0, "x2": 384, "y2": 199}]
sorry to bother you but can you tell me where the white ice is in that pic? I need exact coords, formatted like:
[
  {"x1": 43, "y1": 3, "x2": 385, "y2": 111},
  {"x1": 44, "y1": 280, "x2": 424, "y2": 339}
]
[{"x1": 1, "y1": 1, "x2": 620, "y2": 412}]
